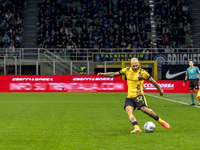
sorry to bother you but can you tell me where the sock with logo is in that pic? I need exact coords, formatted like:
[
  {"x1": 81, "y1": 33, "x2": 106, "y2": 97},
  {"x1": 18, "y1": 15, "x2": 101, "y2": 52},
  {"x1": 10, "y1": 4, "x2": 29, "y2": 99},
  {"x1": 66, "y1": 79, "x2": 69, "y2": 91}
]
[
  {"x1": 154, "y1": 115, "x2": 163, "y2": 123},
  {"x1": 191, "y1": 94, "x2": 194, "y2": 104},
  {"x1": 132, "y1": 121, "x2": 140, "y2": 129}
]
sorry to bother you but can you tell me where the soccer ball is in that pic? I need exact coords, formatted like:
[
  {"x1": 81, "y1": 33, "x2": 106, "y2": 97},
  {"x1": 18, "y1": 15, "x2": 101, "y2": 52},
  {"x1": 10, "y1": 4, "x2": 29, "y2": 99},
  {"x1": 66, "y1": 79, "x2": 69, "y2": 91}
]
[{"x1": 144, "y1": 121, "x2": 156, "y2": 132}]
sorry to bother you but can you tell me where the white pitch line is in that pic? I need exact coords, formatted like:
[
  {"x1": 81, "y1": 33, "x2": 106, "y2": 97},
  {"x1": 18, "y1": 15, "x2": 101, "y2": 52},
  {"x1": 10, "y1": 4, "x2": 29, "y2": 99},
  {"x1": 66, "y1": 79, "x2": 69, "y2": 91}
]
[{"x1": 145, "y1": 93, "x2": 200, "y2": 108}]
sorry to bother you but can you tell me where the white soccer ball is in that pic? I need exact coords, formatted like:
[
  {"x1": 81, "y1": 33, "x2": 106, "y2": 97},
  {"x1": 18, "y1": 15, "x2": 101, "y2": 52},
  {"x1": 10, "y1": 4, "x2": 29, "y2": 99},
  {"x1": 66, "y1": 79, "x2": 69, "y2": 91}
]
[{"x1": 144, "y1": 121, "x2": 156, "y2": 132}]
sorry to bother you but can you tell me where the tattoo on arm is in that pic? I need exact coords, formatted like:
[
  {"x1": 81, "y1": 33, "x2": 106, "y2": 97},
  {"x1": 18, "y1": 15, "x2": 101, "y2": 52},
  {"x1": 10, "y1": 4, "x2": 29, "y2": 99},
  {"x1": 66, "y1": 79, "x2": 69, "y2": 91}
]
[
  {"x1": 102, "y1": 72, "x2": 121, "y2": 77},
  {"x1": 149, "y1": 77, "x2": 162, "y2": 91}
]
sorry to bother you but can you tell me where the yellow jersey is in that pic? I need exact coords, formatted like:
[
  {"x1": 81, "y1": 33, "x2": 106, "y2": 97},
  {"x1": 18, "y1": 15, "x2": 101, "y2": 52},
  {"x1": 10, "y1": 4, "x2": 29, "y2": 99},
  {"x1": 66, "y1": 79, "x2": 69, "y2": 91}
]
[{"x1": 120, "y1": 67, "x2": 151, "y2": 98}]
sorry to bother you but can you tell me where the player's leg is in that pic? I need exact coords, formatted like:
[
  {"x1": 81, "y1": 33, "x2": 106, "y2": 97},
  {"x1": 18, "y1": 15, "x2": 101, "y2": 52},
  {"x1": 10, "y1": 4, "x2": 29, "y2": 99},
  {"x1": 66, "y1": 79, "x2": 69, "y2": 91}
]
[
  {"x1": 190, "y1": 90, "x2": 195, "y2": 105},
  {"x1": 133, "y1": 95, "x2": 169, "y2": 130},
  {"x1": 189, "y1": 80, "x2": 195, "y2": 105},
  {"x1": 140, "y1": 106, "x2": 170, "y2": 129},
  {"x1": 125, "y1": 106, "x2": 142, "y2": 133}
]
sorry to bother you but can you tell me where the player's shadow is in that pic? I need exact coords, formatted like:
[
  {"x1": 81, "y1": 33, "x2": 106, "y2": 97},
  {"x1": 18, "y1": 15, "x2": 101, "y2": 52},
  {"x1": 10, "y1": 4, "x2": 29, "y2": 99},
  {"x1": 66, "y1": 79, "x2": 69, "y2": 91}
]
[{"x1": 103, "y1": 129, "x2": 169, "y2": 136}]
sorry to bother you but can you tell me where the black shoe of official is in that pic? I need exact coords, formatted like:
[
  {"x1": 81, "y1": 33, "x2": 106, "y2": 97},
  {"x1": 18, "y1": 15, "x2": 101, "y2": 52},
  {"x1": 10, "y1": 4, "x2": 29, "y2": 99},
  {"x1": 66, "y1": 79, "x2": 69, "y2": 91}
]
[{"x1": 189, "y1": 103, "x2": 195, "y2": 106}]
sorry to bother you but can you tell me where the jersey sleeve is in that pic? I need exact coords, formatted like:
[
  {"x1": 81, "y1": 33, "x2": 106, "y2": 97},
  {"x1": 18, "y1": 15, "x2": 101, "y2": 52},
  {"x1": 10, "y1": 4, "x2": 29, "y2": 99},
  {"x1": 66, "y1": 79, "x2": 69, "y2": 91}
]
[
  {"x1": 186, "y1": 68, "x2": 188, "y2": 76},
  {"x1": 141, "y1": 69, "x2": 151, "y2": 80},
  {"x1": 119, "y1": 67, "x2": 128, "y2": 75},
  {"x1": 197, "y1": 67, "x2": 200, "y2": 74}
]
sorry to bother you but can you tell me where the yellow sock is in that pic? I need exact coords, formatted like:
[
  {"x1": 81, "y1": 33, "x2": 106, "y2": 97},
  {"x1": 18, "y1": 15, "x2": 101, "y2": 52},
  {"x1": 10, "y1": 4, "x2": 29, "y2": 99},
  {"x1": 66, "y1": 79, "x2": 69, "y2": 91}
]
[
  {"x1": 134, "y1": 125, "x2": 140, "y2": 129},
  {"x1": 158, "y1": 118, "x2": 163, "y2": 123}
]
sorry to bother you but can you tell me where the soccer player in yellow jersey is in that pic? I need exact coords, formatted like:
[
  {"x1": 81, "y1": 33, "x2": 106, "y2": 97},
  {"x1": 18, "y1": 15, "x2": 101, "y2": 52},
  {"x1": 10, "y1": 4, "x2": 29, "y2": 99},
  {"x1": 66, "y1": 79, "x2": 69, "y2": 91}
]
[{"x1": 97, "y1": 58, "x2": 170, "y2": 133}]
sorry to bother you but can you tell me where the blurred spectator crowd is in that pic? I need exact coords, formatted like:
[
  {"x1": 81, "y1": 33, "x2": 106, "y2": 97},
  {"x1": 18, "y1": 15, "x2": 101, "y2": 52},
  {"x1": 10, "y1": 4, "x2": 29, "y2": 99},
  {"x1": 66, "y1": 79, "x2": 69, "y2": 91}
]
[
  {"x1": 37, "y1": 0, "x2": 192, "y2": 53},
  {"x1": 155, "y1": 0, "x2": 192, "y2": 49},
  {"x1": 0, "y1": 0, "x2": 24, "y2": 51},
  {"x1": 37, "y1": 0, "x2": 152, "y2": 52},
  {"x1": 0, "y1": 0, "x2": 193, "y2": 54}
]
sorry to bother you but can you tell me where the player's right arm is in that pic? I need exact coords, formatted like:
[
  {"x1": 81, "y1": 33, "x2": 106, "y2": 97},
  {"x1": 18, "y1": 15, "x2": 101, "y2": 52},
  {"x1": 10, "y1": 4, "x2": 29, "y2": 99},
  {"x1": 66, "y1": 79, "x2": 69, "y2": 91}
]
[
  {"x1": 97, "y1": 67, "x2": 127, "y2": 77},
  {"x1": 183, "y1": 75, "x2": 188, "y2": 86},
  {"x1": 183, "y1": 68, "x2": 188, "y2": 86},
  {"x1": 97, "y1": 72, "x2": 121, "y2": 77}
]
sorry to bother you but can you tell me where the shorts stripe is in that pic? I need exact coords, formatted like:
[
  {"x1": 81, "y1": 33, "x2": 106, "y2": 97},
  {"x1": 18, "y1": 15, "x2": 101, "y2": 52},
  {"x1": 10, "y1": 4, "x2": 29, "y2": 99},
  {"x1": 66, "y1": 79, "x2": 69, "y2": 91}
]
[{"x1": 144, "y1": 96, "x2": 148, "y2": 107}]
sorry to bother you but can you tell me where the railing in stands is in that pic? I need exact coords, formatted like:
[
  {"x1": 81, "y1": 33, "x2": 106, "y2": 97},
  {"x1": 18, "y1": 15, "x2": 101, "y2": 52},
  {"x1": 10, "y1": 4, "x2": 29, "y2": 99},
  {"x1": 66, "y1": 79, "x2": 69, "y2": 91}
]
[{"x1": 0, "y1": 48, "x2": 200, "y2": 76}]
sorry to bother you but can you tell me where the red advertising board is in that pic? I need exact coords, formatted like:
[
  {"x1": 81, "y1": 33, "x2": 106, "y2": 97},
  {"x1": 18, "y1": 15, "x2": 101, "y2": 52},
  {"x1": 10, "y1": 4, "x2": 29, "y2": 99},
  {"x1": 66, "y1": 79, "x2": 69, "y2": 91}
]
[
  {"x1": 0, "y1": 75, "x2": 191, "y2": 93},
  {"x1": 143, "y1": 80, "x2": 189, "y2": 93}
]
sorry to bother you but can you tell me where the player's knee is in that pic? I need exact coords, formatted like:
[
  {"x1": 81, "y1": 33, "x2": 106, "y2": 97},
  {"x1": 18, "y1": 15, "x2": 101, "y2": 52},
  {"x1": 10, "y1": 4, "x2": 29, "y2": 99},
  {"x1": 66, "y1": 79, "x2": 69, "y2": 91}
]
[
  {"x1": 141, "y1": 106, "x2": 152, "y2": 114},
  {"x1": 125, "y1": 106, "x2": 133, "y2": 111},
  {"x1": 125, "y1": 107, "x2": 132, "y2": 113},
  {"x1": 140, "y1": 106, "x2": 147, "y2": 113}
]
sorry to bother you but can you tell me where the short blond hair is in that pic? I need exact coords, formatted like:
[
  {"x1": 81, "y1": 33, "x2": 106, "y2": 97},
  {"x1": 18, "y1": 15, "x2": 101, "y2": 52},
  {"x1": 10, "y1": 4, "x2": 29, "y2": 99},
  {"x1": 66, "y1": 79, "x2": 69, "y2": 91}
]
[{"x1": 131, "y1": 57, "x2": 139, "y2": 62}]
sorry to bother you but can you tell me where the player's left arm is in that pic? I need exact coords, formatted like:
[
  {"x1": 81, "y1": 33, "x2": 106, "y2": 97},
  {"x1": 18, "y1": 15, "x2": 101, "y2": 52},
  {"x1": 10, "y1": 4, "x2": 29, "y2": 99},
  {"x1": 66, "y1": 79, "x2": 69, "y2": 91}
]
[
  {"x1": 148, "y1": 77, "x2": 164, "y2": 96},
  {"x1": 141, "y1": 69, "x2": 164, "y2": 96},
  {"x1": 199, "y1": 73, "x2": 200, "y2": 84},
  {"x1": 198, "y1": 67, "x2": 200, "y2": 84}
]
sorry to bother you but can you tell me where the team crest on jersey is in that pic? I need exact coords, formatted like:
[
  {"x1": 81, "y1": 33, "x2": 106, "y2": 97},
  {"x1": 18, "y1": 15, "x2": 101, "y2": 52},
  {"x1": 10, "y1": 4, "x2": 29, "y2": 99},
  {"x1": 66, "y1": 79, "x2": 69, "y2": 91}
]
[{"x1": 131, "y1": 74, "x2": 134, "y2": 78}]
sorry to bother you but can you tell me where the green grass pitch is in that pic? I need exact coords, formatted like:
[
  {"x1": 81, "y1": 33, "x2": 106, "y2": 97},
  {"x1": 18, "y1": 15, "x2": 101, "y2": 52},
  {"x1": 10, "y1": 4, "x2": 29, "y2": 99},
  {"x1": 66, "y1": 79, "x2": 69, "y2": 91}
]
[{"x1": 0, "y1": 92, "x2": 199, "y2": 150}]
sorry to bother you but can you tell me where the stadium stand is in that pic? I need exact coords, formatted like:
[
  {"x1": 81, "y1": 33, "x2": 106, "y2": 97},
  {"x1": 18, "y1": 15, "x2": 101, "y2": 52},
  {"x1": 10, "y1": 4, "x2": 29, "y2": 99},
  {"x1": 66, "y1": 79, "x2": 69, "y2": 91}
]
[
  {"x1": 0, "y1": 0, "x2": 24, "y2": 51},
  {"x1": 37, "y1": 0, "x2": 193, "y2": 51},
  {"x1": 154, "y1": 0, "x2": 192, "y2": 49},
  {"x1": 0, "y1": 0, "x2": 198, "y2": 75},
  {"x1": 37, "y1": 0, "x2": 152, "y2": 52},
  {"x1": 0, "y1": 0, "x2": 193, "y2": 53}
]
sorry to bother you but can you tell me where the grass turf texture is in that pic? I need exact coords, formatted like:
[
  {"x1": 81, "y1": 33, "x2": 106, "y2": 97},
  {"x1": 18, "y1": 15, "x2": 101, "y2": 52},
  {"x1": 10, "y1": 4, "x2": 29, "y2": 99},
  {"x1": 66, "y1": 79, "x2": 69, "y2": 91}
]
[{"x1": 0, "y1": 93, "x2": 199, "y2": 150}]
